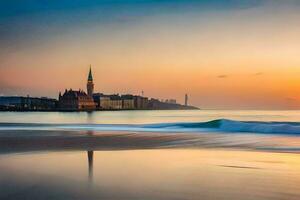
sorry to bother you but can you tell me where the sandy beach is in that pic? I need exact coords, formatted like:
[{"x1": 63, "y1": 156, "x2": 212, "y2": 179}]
[
  {"x1": 1, "y1": 148, "x2": 300, "y2": 200},
  {"x1": 1, "y1": 129, "x2": 300, "y2": 154},
  {"x1": 0, "y1": 129, "x2": 300, "y2": 200}
]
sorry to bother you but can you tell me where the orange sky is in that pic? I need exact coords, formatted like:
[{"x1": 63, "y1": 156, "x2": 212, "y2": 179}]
[{"x1": 1, "y1": 1, "x2": 300, "y2": 109}]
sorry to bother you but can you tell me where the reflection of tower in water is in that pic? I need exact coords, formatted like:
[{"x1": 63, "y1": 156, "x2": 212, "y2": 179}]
[{"x1": 87, "y1": 150, "x2": 94, "y2": 184}]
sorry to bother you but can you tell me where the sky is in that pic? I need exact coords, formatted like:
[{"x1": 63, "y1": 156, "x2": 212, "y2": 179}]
[{"x1": 1, "y1": 0, "x2": 300, "y2": 109}]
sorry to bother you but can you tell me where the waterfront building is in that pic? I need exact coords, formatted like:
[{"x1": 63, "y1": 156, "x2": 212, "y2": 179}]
[
  {"x1": 59, "y1": 66, "x2": 96, "y2": 111},
  {"x1": 148, "y1": 98, "x2": 162, "y2": 109},
  {"x1": 121, "y1": 95, "x2": 135, "y2": 109},
  {"x1": 133, "y1": 96, "x2": 149, "y2": 109},
  {"x1": 92, "y1": 93, "x2": 104, "y2": 108},
  {"x1": 0, "y1": 96, "x2": 57, "y2": 111},
  {"x1": 94, "y1": 94, "x2": 148, "y2": 110},
  {"x1": 93, "y1": 93, "x2": 122, "y2": 110},
  {"x1": 93, "y1": 93, "x2": 107, "y2": 109},
  {"x1": 109, "y1": 95, "x2": 122, "y2": 109},
  {"x1": 99, "y1": 96, "x2": 111, "y2": 109},
  {"x1": 59, "y1": 89, "x2": 95, "y2": 111},
  {"x1": 0, "y1": 96, "x2": 26, "y2": 110},
  {"x1": 122, "y1": 99, "x2": 134, "y2": 109},
  {"x1": 0, "y1": 67, "x2": 197, "y2": 112}
]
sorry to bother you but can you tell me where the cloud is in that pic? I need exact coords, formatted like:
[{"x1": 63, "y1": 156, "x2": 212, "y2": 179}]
[
  {"x1": 253, "y1": 72, "x2": 264, "y2": 76},
  {"x1": 286, "y1": 97, "x2": 296, "y2": 101},
  {"x1": 216, "y1": 72, "x2": 264, "y2": 79},
  {"x1": 217, "y1": 75, "x2": 228, "y2": 78}
]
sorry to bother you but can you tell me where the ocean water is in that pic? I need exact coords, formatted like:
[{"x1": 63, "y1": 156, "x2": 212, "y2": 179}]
[{"x1": 1, "y1": 110, "x2": 300, "y2": 135}]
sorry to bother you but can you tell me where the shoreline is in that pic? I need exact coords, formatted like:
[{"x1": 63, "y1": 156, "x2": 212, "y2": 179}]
[{"x1": 1, "y1": 130, "x2": 300, "y2": 154}]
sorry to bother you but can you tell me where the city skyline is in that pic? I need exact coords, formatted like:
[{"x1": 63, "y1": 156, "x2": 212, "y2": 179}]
[{"x1": 1, "y1": 0, "x2": 300, "y2": 109}]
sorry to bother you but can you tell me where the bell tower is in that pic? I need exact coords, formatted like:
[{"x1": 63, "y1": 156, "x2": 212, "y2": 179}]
[{"x1": 87, "y1": 65, "x2": 94, "y2": 97}]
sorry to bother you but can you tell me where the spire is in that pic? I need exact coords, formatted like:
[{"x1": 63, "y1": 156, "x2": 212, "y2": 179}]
[
  {"x1": 88, "y1": 65, "x2": 93, "y2": 82},
  {"x1": 87, "y1": 65, "x2": 94, "y2": 97}
]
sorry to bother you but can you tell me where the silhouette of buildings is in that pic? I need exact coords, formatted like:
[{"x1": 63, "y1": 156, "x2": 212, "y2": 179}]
[
  {"x1": 93, "y1": 93, "x2": 122, "y2": 110},
  {"x1": 58, "y1": 89, "x2": 96, "y2": 111},
  {"x1": 93, "y1": 93, "x2": 150, "y2": 110},
  {"x1": 165, "y1": 99, "x2": 177, "y2": 104},
  {"x1": 121, "y1": 95, "x2": 135, "y2": 109},
  {"x1": 147, "y1": 98, "x2": 195, "y2": 110},
  {"x1": 0, "y1": 96, "x2": 57, "y2": 111},
  {"x1": 58, "y1": 66, "x2": 96, "y2": 111},
  {"x1": 134, "y1": 95, "x2": 148, "y2": 109},
  {"x1": 0, "y1": 66, "x2": 198, "y2": 111}
]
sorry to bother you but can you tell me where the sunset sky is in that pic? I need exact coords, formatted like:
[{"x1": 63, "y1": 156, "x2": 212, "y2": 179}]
[{"x1": 1, "y1": 0, "x2": 300, "y2": 109}]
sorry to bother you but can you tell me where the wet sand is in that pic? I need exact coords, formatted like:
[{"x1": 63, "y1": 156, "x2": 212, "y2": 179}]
[
  {"x1": 1, "y1": 130, "x2": 300, "y2": 154},
  {"x1": 1, "y1": 130, "x2": 300, "y2": 199},
  {"x1": 1, "y1": 149, "x2": 300, "y2": 200}
]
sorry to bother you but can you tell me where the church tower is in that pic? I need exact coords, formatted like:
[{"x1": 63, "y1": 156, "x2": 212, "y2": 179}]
[{"x1": 87, "y1": 65, "x2": 94, "y2": 97}]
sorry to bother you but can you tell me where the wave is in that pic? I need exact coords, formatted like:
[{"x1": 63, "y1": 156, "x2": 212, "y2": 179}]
[
  {"x1": 1, "y1": 119, "x2": 300, "y2": 135},
  {"x1": 142, "y1": 119, "x2": 300, "y2": 134}
]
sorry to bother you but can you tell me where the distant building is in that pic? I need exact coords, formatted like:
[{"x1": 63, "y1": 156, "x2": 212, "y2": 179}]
[
  {"x1": 108, "y1": 94, "x2": 122, "y2": 109},
  {"x1": 93, "y1": 93, "x2": 122, "y2": 110},
  {"x1": 165, "y1": 99, "x2": 177, "y2": 104},
  {"x1": 99, "y1": 96, "x2": 111, "y2": 109},
  {"x1": 133, "y1": 95, "x2": 148, "y2": 109},
  {"x1": 0, "y1": 96, "x2": 57, "y2": 111},
  {"x1": 148, "y1": 98, "x2": 161, "y2": 109},
  {"x1": 59, "y1": 89, "x2": 96, "y2": 111},
  {"x1": 93, "y1": 93, "x2": 106, "y2": 109},
  {"x1": 94, "y1": 94, "x2": 149, "y2": 110},
  {"x1": 185, "y1": 94, "x2": 188, "y2": 106},
  {"x1": 148, "y1": 98, "x2": 196, "y2": 110},
  {"x1": 121, "y1": 95, "x2": 135, "y2": 109},
  {"x1": 58, "y1": 66, "x2": 97, "y2": 111},
  {"x1": 0, "y1": 96, "x2": 26, "y2": 110},
  {"x1": 0, "y1": 66, "x2": 198, "y2": 112}
]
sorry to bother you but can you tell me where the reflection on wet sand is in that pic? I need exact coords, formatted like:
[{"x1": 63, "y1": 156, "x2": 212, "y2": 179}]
[
  {"x1": 87, "y1": 150, "x2": 93, "y2": 185},
  {"x1": 1, "y1": 129, "x2": 300, "y2": 154},
  {"x1": 86, "y1": 129, "x2": 94, "y2": 186},
  {"x1": 0, "y1": 149, "x2": 300, "y2": 200}
]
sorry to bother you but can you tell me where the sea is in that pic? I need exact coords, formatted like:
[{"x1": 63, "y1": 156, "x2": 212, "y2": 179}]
[{"x1": 1, "y1": 110, "x2": 300, "y2": 135}]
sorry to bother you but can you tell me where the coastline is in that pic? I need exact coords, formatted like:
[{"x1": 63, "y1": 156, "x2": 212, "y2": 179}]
[{"x1": 1, "y1": 130, "x2": 300, "y2": 154}]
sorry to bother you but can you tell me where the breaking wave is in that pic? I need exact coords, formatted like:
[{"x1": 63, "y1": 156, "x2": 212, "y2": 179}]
[
  {"x1": 143, "y1": 119, "x2": 300, "y2": 134},
  {"x1": 1, "y1": 119, "x2": 300, "y2": 135}
]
